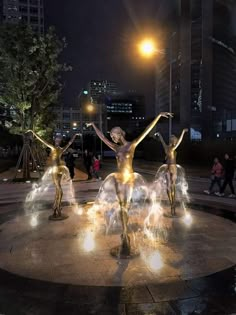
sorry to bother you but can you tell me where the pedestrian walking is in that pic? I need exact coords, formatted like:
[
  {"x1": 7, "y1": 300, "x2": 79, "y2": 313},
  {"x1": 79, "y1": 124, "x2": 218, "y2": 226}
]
[
  {"x1": 92, "y1": 155, "x2": 101, "y2": 180},
  {"x1": 83, "y1": 149, "x2": 92, "y2": 180},
  {"x1": 204, "y1": 157, "x2": 223, "y2": 195},
  {"x1": 215, "y1": 153, "x2": 235, "y2": 198},
  {"x1": 65, "y1": 148, "x2": 75, "y2": 179}
]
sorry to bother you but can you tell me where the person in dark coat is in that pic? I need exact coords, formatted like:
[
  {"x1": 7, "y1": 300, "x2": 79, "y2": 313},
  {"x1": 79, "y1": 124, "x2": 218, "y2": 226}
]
[
  {"x1": 83, "y1": 149, "x2": 92, "y2": 180},
  {"x1": 65, "y1": 148, "x2": 75, "y2": 179},
  {"x1": 215, "y1": 153, "x2": 235, "y2": 198}
]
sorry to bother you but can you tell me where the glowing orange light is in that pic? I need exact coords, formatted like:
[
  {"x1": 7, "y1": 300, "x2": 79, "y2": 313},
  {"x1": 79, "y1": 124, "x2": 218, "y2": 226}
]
[
  {"x1": 87, "y1": 104, "x2": 95, "y2": 113},
  {"x1": 139, "y1": 39, "x2": 156, "y2": 57}
]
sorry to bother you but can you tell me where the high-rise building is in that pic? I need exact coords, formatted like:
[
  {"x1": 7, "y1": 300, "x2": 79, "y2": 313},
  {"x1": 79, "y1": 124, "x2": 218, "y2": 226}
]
[
  {"x1": 0, "y1": 0, "x2": 44, "y2": 33},
  {"x1": 88, "y1": 80, "x2": 118, "y2": 104},
  {"x1": 106, "y1": 92, "x2": 146, "y2": 134},
  {"x1": 78, "y1": 83, "x2": 146, "y2": 147},
  {"x1": 155, "y1": 0, "x2": 236, "y2": 141}
]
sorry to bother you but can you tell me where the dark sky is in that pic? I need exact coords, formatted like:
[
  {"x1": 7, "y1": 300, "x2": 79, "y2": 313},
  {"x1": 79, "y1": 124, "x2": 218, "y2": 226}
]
[{"x1": 45, "y1": 0, "x2": 178, "y2": 116}]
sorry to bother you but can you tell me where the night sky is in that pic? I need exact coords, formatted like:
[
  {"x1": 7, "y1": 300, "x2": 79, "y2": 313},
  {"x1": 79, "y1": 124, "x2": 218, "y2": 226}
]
[{"x1": 45, "y1": 0, "x2": 178, "y2": 116}]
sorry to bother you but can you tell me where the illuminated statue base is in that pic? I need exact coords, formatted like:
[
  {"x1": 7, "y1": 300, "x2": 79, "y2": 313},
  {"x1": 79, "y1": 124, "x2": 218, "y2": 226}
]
[
  {"x1": 164, "y1": 212, "x2": 184, "y2": 219},
  {"x1": 110, "y1": 245, "x2": 140, "y2": 259},
  {"x1": 110, "y1": 234, "x2": 140, "y2": 259},
  {"x1": 48, "y1": 213, "x2": 69, "y2": 221}
]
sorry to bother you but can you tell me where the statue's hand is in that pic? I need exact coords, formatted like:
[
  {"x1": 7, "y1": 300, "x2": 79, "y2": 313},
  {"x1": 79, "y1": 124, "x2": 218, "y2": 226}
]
[
  {"x1": 183, "y1": 128, "x2": 189, "y2": 133},
  {"x1": 160, "y1": 112, "x2": 174, "y2": 119},
  {"x1": 25, "y1": 129, "x2": 33, "y2": 134},
  {"x1": 86, "y1": 122, "x2": 93, "y2": 128}
]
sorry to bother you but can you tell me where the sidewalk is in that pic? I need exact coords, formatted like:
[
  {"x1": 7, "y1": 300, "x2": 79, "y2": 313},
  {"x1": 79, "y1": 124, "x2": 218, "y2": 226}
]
[{"x1": 0, "y1": 159, "x2": 235, "y2": 212}]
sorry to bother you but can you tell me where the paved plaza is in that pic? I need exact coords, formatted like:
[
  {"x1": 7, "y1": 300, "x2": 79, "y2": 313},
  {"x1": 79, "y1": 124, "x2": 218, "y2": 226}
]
[{"x1": 0, "y1": 161, "x2": 235, "y2": 314}]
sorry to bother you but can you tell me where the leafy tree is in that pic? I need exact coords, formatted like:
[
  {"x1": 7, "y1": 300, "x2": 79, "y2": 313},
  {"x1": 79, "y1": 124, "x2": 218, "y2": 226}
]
[{"x1": 0, "y1": 23, "x2": 71, "y2": 178}]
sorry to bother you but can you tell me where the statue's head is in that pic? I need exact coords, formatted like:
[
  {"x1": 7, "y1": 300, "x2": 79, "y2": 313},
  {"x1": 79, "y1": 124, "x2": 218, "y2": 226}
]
[
  {"x1": 54, "y1": 137, "x2": 62, "y2": 147},
  {"x1": 110, "y1": 127, "x2": 126, "y2": 144},
  {"x1": 170, "y1": 135, "x2": 178, "y2": 146}
]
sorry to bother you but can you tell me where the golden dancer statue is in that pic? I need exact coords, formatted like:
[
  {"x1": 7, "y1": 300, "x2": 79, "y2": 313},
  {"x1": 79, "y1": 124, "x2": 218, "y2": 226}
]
[
  {"x1": 156, "y1": 128, "x2": 188, "y2": 217},
  {"x1": 87, "y1": 112, "x2": 172, "y2": 258},
  {"x1": 26, "y1": 130, "x2": 80, "y2": 220}
]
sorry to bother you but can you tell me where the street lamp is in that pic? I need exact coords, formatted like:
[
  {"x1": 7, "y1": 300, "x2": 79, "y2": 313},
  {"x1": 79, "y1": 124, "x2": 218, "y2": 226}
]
[
  {"x1": 86, "y1": 104, "x2": 95, "y2": 113},
  {"x1": 138, "y1": 33, "x2": 176, "y2": 140},
  {"x1": 86, "y1": 102, "x2": 103, "y2": 159},
  {"x1": 139, "y1": 39, "x2": 157, "y2": 57}
]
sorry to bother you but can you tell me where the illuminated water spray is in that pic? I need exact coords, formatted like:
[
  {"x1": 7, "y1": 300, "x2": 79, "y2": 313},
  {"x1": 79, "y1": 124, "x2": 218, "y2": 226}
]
[
  {"x1": 26, "y1": 130, "x2": 80, "y2": 220},
  {"x1": 86, "y1": 112, "x2": 172, "y2": 258},
  {"x1": 24, "y1": 166, "x2": 79, "y2": 225}
]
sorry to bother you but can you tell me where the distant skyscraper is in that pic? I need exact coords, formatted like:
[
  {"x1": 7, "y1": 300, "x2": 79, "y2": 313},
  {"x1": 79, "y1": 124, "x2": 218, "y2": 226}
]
[
  {"x1": 105, "y1": 92, "x2": 146, "y2": 133},
  {"x1": 156, "y1": 0, "x2": 236, "y2": 141},
  {"x1": 0, "y1": 0, "x2": 44, "y2": 33},
  {"x1": 88, "y1": 80, "x2": 118, "y2": 104}
]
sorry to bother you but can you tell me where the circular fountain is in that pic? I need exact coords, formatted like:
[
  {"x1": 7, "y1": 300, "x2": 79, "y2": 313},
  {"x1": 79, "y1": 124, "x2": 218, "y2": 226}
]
[{"x1": 0, "y1": 203, "x2": 235, "y2": 286}]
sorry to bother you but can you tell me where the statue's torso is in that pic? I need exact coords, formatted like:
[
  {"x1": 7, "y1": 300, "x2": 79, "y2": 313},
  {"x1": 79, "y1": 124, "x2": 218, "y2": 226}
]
[
  {"x1": 116, "y1": 142, "x2": 134, "y2": 174},
  {"x1": 165, "y1": 145, "x2": 177, "y2": 165},
  {"x1": 50, "y1": 147, "x2": 65, "y2": 166}
]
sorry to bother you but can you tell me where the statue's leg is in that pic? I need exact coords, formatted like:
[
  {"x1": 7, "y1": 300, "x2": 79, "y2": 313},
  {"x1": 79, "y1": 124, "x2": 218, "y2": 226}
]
[
  {"x1": 52, "y1": 172, "x2": 63, "y2": 217},
  {"x1": 57, "y1": 173, "x2": 63, "y2": 216},
  {"x1": 170, "y1": 167, "x2": 177, "y2": 216},
  {"x1": 114, "y1": 179, "x2": 132, "y2": 255},
  {"x1": 52, "y1": 173, "x2": 59, "y2": 216},
  {"x1": 166, "y1": 171, "x2": 173, "y2": 210}
]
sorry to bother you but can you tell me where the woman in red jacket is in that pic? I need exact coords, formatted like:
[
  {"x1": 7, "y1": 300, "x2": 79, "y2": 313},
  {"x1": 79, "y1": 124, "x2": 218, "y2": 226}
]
[
  {"x1": 92, "y1": 155, "x2": 101, "y2": 180},
  {"x1": 204, "y1": 157, "x2": 223, "y2": 195}
]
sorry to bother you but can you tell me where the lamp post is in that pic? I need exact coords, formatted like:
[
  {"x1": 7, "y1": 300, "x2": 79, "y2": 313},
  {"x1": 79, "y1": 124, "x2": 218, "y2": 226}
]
[
  {"x1": 139, "y1": 33, "x2": 176, "y2": 140},
  {"x1": 85, "y1": 102, "x2": 103, "y2": 158}
]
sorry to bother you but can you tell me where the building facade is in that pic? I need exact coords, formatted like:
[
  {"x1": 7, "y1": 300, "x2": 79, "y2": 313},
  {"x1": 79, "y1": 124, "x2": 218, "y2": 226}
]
[
  {"x1": 53, "y1": 106, "x2": 81, "y2": 138},
  {"x1": 88, "y1": 80, "x2": 118, "y2": 104},
  {"x1": 106, "y1": 92, "x2": 146, "y2": 135},
  {"x1": 155, "y1": 0, "x2": 236, "y2": 141},
  {"x1": 0, "y1": 0, "x2": 44, "y2": 33}
]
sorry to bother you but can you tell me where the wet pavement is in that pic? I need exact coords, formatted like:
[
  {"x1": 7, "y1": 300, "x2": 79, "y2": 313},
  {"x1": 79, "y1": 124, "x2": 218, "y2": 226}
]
[{"x1": 0, "y1": 165, "x2": 236, "y2": 314}]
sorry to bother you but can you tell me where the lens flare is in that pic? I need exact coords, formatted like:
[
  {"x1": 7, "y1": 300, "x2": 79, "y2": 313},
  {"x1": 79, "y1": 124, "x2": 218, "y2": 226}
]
[
  {"x1": 74, "y1": 206, "x2": 83, "y2": 216},
  {"x1": 83, "y1": 231, "x2": 95, "y2": 252},
  {"x1": 30, "y1": 215, "x2": 38, "y2": 227},
  {"x1": 147, "y1": 251, "x2": 163, "y2": 271},
  {"x1": 183, "y1": 213, "x2": 193, "y2": 226}
]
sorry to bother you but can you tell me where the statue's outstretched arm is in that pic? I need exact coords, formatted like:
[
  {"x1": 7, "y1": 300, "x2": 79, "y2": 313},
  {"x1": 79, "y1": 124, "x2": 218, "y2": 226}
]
[
  {"x1": 26, "y1": 130, "x2": 54, "y2": 150},
  {"x1": 174, "y1": 128, "x2": 188, "y2": 150},
  {"x1": 134, "y1": 112, "x2": 173, "y2": 147},
  {"x1": 155, "y1": 132, "x2": 167, "y2": 150},
  {"x1": 87, "y1": 122, "x2": 117, "y2": 151},
  {"x1": 62, "y1": 133, "x2": 80, "y2": 153}
]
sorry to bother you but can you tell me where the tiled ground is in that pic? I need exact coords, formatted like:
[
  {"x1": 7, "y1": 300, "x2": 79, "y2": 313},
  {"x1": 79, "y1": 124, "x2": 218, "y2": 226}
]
[
  {"x1": 0, "y1": 204, "x2": 235, "y2": 288},
  {"x1": 0, "y1": 166, "x2": 236, "y2": 314}
]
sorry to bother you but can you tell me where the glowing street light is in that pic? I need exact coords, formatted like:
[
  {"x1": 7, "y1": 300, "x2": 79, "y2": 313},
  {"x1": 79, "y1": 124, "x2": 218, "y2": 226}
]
[
  {"x1": 139, "y1": 39, "x2": 156, "y2": 57},
  {"x1": 87, "y1": 104, "x2": 95, "y2": 113},
  {"x1": 138, "y1": 33, "x2": 176, "y2": 140},
  {"x1": 73, "y1": 122, "x2": 77, "y2": 127}
]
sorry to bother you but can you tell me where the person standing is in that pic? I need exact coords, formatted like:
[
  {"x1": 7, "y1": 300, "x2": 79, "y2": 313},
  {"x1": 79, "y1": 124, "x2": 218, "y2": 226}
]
[
  {"x1": 92, "y1": 155, "x2": 101, "y2": 180},
  {"x1": 204, "y1": 157, "x2": 223, "y2": 195},
  {"x1": 215, "y1": 154, "x2": 235, "y2": 198},
  {"x1": 83, "y1": 149, "x2": 92, "y2": 180},
  {"x1": 65, "y1": 148, "x2": 75, "y2": 180}
]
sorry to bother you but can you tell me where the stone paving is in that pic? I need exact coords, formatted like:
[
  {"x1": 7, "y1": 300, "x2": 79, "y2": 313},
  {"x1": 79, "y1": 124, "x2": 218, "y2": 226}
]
[
  {"x1": 0, "y1": 163, "x2": 236, "y2": 314},
  {"x1": 0, "y1": 205, "x2": 235, "y2": 288}
]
